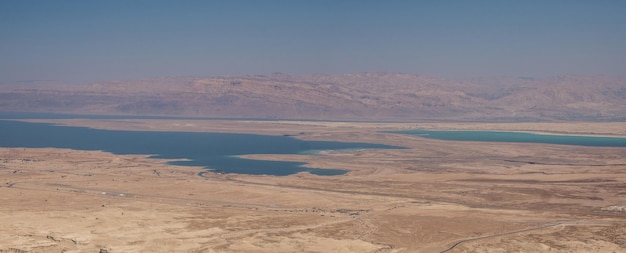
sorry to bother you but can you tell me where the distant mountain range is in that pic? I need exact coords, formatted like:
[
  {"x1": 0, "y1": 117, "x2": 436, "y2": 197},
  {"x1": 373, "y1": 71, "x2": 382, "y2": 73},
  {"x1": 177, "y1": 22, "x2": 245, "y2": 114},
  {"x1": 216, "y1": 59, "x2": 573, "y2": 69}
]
[{"x1": 1, "y1": 73, "x2": 625, "y2": 121}]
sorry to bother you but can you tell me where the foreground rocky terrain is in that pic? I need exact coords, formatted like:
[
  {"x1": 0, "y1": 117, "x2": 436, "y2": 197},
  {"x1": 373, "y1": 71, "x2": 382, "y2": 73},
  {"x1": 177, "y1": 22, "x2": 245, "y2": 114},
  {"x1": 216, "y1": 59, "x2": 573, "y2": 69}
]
[
  {"x1": 1, "y1": 119, "x2": 625, "y2": 252},
  {"x1": 1, "y1": 73, "x2": 625, "y2": 121}
]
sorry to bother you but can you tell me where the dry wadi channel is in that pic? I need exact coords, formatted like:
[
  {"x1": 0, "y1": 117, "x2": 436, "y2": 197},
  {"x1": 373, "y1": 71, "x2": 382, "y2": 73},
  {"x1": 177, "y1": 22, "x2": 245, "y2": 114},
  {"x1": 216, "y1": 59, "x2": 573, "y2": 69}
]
[{"x1": 1, "y1": 119, "x2": 626, "y2": 252}]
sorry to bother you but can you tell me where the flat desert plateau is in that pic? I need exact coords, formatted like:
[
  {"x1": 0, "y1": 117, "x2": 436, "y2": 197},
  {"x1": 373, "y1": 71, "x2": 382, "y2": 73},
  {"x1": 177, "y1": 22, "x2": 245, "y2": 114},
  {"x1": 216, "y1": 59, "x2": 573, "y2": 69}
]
[{"x1": 1, "y1": 119, "x2": 626, "y2": 252}]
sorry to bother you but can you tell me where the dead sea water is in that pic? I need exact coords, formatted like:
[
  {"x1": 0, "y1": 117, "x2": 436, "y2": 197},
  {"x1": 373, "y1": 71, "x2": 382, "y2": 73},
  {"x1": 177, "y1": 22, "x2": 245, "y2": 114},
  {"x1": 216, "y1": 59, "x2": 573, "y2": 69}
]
[{"x1": 0, "y1": 120, "x2": 402, "y2": 176}]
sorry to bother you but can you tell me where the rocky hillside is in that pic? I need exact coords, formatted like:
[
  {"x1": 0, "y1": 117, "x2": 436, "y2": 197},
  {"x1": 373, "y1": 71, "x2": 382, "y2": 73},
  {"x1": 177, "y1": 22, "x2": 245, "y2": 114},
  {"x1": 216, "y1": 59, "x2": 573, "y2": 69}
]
[{"x1": 1, "y1": 73, "x2": 624, "y2": 121}]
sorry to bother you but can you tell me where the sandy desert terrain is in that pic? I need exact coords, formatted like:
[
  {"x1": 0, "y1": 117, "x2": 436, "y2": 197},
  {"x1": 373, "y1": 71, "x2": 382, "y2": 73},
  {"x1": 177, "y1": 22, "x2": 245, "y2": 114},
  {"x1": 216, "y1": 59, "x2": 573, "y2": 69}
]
[{"x1": 1, "y1": 119, "x2": 625, "y2": 252}]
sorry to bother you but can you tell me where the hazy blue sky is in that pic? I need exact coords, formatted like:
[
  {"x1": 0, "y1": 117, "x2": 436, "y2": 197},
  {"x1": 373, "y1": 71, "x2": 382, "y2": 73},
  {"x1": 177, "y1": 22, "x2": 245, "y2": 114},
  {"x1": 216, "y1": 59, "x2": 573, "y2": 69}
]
[{"x1": 1, "y1": 1, "x2": 625, "y2": 83}]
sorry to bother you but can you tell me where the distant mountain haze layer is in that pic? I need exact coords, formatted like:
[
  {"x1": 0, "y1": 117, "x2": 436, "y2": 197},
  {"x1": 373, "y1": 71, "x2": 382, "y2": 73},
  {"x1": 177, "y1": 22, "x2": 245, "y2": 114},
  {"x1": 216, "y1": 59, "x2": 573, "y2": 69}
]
[{"x1": 1, "y1": 73, "x2": 625, "y2": 121}]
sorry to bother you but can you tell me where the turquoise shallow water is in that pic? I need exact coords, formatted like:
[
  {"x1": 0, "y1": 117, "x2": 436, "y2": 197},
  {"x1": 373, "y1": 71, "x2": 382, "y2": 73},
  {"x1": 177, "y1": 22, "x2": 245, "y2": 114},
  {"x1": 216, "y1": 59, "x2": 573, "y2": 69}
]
[
  {"x1": 400, "y1": 129, "x2": 626, "y2": 147},
  {"x1": 0, "y1": 120, "x2": 403, "y2": 176}
]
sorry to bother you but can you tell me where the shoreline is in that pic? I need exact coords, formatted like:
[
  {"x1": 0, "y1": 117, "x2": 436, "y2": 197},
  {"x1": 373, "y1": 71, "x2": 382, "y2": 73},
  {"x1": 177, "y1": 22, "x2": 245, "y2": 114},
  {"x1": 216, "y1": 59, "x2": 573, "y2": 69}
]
[
  {"x1": 1, "y1": 118, "x2": 626, "y2": 252},
  {"x1": 5, "y1": 118, "x2": 626, "y2": 137}
]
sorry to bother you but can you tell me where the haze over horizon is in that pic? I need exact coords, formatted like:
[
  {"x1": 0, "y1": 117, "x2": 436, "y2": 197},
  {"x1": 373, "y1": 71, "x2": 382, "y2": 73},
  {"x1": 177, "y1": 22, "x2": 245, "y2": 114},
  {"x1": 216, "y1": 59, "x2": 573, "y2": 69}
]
[{"x1": 1, "y1": 1, "x2": 625, "y2": 84}]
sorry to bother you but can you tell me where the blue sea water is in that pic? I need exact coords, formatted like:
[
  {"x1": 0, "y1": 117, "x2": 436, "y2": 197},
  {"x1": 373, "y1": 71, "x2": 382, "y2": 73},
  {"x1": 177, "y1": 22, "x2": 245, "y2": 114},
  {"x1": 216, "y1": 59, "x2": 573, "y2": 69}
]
[{"x1": 0, "y1": 120, "x2": 402, "y2": 176}]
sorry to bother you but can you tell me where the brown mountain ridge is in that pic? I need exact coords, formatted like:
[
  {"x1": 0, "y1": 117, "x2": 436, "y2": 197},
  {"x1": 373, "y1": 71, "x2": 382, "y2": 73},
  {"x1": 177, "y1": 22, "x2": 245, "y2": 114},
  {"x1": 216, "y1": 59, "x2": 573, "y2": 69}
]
[{"x1": 1, "y1": 72, "x2": 625, "y2": 121}]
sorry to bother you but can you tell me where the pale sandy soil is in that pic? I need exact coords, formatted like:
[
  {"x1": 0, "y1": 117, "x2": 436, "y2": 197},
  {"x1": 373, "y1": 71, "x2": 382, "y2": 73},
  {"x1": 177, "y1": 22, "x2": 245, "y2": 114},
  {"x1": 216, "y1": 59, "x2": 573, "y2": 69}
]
[
  {"x1": 1, "y1": 119, "x2": 625, "y2": 252},
  {"x1": 17, "y1": 118, "x2": 626, "y2": 136}
]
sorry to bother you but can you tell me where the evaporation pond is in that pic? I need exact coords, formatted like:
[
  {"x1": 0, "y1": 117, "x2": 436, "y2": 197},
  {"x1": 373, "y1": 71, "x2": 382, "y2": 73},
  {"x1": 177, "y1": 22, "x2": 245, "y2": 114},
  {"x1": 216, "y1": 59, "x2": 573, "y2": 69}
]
[{"x1": 400, "y1": 129, "x2": 626, "y2": 147}]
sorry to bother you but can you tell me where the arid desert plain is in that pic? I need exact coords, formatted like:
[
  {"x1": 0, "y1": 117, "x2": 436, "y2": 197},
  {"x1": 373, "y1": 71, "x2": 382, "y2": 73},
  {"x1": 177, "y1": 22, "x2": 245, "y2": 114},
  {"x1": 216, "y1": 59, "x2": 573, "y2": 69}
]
[{"x1": 1, "y1": 119, "x2": 626, "y2": 253}]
